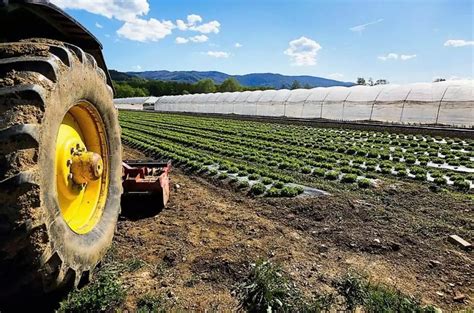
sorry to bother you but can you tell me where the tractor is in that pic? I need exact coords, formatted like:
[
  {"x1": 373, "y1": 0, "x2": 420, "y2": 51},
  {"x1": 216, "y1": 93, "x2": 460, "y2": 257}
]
[{"x1": 0, "y1": 0, "x2": 169, "y2": 307}]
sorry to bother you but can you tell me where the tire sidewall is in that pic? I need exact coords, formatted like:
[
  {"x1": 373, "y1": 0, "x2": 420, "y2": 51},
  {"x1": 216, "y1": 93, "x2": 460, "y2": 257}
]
[{"x1": 39, "y1": 57, "x2": 121, "y2": 272}]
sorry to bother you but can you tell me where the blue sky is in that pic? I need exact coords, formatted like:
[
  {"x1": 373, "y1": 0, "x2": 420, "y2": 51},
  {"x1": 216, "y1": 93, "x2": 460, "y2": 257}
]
[{"x1": 53, "y1": 0, "x2": 473, "y2": 84}]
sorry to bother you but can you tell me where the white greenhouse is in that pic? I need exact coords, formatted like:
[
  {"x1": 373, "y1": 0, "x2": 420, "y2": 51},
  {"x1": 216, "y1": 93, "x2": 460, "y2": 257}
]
[
  {"x1": 123, "y1": 80, "x2": 474, "y2": 127},
  {"x1": 114, "y1": 96, "x2": 158, "y2": 110}
]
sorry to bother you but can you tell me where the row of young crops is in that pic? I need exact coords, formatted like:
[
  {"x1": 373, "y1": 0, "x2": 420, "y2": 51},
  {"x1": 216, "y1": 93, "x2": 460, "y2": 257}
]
[{"x1": 119, "y1": 111, "x2": 474, "y2": 197}]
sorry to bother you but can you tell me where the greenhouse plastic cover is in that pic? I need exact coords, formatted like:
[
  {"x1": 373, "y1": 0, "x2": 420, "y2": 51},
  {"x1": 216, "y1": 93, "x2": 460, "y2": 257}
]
[
  {"x1": 114, "y1": 96, "x2": 158, "y2": 110},
  {"x1": 149, "y1": 80, "x2": 474, "y2": 127}
]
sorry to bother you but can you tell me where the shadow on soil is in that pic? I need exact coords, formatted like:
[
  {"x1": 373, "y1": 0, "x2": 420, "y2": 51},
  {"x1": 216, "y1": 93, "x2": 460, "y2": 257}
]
[{"x1": 120, "y1": 193, "x2": 165, "y2": 220}]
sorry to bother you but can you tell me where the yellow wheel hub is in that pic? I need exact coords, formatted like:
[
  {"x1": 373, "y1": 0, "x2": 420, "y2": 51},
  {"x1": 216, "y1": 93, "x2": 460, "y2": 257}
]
[{"x1": 55, "y1": 101, "x2": 109, "y2": 234}]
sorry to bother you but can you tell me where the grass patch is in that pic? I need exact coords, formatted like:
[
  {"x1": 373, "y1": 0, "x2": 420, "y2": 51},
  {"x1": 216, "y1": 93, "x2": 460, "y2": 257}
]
[
  {"x1": 334, "y1": 273, "x2": 436, "y2": 313},
  {"x1": 125, "y1": 258, "x2": 147, "y2": 272},
  {"x1": 236, "y1": 260, "x2": 304, "y2": 312},
  {"x1": 137, "y1": 294, "x2": 167, "y2": 313},
  {"x1": 236, "y1": 262, "x2": 437, "y2": 313},
  {"x1": 58, "y1": 267, "x2": 125, "y2": 312}
]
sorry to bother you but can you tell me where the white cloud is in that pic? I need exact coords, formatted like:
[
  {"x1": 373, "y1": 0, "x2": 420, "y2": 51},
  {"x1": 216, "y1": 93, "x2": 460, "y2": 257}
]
[
  {"x1": 95, "y1": 22, "x2": 103, "y2": 28},
  {"x1": 176, "y1": 19, "x2": 188, "y2": 31},
  {"x1": 400, "y1": 54, "x2": 417, "y2": 60},
  {"x1": 328, "y1": 73, "x2": 344, "y2": 79},
  {"x1": 132, "y1": 65, "x2": 142, "y2": 71},
  {"x1": 235, "y1": 42, "x2": 243, "y2": 48},
  {"x1": 350, "y1": 18, "x2": 383, "y2": 32},
  {"x1": 378, "y1": 53, "x2": 416, "y2": 61},
  {"x1": 189, "y1": 35, "x2": 209, "y2": 43},
  {"x1": 175, "y1": 35, "x2": 208, "y2": 44},
  {"x1": 378, "y1": 53, "x2": 399, "y2": 61},
  {"x1": 187, "y1": 14, "x2": 203, "y2": 25},
  {"x1": 53, "y1": 1, "x2": 220, "y2": 43},
  {"x1": 175, "y1": 37, "x2": 189, "y2": 44},
  {"x1": 52, "y1": 0, "x2": 149, "y2": 22},
  {"x1": 175, "y1": 15, "x2": 220, "y2": 34},
  {"x1": 189, "y1": 21, "x2": 220, "y2": 34},
  {"x1": 284, "y1": 36, "x2": 322, "y2": 66},
  {"x1": 206, "y1": 51, "x2": 230, "y2": 58},
  {"x1": 117, "y1": 18, "x2": 174, "y2": 42},
  {"x1": 444, "y1": 39, "x2": 474, "y2": 47}
]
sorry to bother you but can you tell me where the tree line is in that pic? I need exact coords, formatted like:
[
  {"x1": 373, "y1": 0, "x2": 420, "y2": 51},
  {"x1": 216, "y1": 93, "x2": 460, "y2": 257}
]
[
  {"x1": 113, "y1": 77, "x2": 275, "y2": 98},
  {"x1": 112, "y1": 77, "x2": 322, "y2": 98}
]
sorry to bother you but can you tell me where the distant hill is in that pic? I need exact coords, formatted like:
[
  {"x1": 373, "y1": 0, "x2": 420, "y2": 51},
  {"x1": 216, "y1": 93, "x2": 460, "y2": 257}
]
[
  {"x1": 109, "y1": 70, "x2": 134, "y2": 81},
  {"x1": 119, "y1": 70, "x2": 354, "y2": 88}
]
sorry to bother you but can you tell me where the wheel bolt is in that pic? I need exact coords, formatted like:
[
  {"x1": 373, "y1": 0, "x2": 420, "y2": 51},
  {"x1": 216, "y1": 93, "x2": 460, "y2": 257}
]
[
  {"x1": 66, "y1": 159, "x2": 72, "y2": 167},
  {"x1": 68, "y1": 173, "x2": 73, "y2": 180}
]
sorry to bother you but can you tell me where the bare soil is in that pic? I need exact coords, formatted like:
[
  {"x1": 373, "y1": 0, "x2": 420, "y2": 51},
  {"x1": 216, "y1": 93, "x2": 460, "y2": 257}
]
[{"x1": 114, "y1": 146, "x2": 473, "y2": 311}]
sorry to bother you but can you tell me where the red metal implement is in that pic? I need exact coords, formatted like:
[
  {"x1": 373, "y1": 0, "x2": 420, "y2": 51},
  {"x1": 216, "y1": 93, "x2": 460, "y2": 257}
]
[{"x1": 122, "y1": 160, "x2": 171, "y2": 210}]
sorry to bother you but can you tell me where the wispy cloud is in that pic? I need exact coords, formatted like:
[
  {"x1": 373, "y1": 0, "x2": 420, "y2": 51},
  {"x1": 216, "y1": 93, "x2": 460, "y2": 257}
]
[
  {"x1": 234, "y1": 42, "x2": 243, "y2": 48},
  {"x1": 284, "y1": 36, "x2": 322, "y2": 66},
  {"x1": 400, "y1": 54, "x2": 416, "y2": 60},
  {"x1": 206, "y1": 51, "x2": 230, "y2": 58},
  {"x1": 350, "y1": 18, "x2": 384, "y2": 32},
  {"x1": 189, "y1": 35, "x2": 209, "y2": 43},
  {"x1": 175, "y1": 37, "x2": 189, "y2": 44},
  {"x1": 175, "y1": 35, "x2": 208, "y2": 44},
  {"x1": 95, "y1": 22, "x2": 103, "y2": 28},
  {"x1": 378, "y1": 52, "x2": 416, "y2": 61},
  {"x1": 444, "y1": 39, "x2": 474, "y2": 47}
]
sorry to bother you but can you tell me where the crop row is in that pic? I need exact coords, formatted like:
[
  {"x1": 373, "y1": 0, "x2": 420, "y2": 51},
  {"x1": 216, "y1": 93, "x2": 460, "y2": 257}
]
[{"x1": 119, "y1": 111, "x2": 473, "y2": 194}]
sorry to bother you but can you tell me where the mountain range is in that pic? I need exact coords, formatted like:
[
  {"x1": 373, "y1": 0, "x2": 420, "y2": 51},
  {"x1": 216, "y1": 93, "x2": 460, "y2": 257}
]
[{"x1": 111, "y1": 70, "x2": 354, "y2": 88}]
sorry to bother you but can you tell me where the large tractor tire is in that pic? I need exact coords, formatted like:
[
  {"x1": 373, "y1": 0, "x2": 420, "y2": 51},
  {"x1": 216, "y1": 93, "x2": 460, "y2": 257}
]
[{"x1": 0, "y1": 39, "x2": 122, "y2": 303}]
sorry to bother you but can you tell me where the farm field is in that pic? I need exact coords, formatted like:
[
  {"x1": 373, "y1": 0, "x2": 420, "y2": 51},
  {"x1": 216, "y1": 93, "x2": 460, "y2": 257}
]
[
  {"x1": 119, "y1": 111, "x2": 474, "y2": 197},
  {"x1": 56, "y1": 145, "x2": 473, "y2": 311},
  {"x1": 82, "y1": 111, "x2": 474, "y2": 311}
]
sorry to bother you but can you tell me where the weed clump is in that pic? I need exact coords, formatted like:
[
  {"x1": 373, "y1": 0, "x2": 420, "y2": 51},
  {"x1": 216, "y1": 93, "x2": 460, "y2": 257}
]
[
  {"x1": 58, "y1": 268, "x2": 125, "y2": 312},
  {"x1": 334, "y1": 273, "x2": 436, "y2": 313},
  {"x1": 137, "y1": 294, "x2": 167, "y2": 313},
  {"x1": 236, "y1": 260, "x2": 303, "y2": 312}
]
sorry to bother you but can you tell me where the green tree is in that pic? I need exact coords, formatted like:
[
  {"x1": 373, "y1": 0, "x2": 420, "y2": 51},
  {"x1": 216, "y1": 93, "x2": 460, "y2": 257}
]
[
  {"x1": 219, "y1": 77, "x2": 242, "y2": 92},
  {"x1": 290, "y1": 80, "x2": 302, "y2": 89},
  {"x1": 356, "y1": 77, "x2": 366, "y2": 85},
  {"x1": 375, "y1": 79, "x2": 389, "y2": 85},
  {"x1": 195, "y1": 79, "x2": 217, "y2": 93},
  {"x1": 113, "y1": 82, "x2": 150, "y2": 98}
]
